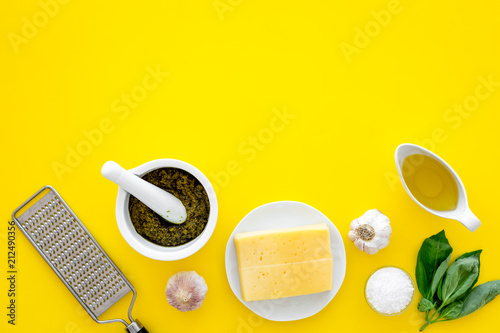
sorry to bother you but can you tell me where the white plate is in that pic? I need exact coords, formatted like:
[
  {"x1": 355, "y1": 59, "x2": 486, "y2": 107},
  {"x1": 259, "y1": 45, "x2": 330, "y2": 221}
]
[{"x1": 225, "y1": 201, "x2": 347, "y2": 321}]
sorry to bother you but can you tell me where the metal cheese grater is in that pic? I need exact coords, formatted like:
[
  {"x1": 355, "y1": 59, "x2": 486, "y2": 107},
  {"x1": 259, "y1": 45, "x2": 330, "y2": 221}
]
[{"x1": 12, "y1": 186, "x2": 149, "y2": 333}]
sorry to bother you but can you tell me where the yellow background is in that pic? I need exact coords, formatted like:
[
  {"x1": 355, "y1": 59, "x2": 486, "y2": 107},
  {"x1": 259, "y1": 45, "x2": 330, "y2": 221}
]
[{"x1": 1, "y1": 0, "x2": 499, "y2": 332}]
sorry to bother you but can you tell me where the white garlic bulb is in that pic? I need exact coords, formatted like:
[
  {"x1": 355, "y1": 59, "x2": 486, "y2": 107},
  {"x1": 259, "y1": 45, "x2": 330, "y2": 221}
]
[
  {"x1": 165, "y1": 271, "x2": 208, "y2": 312},
  {"x1": 348, "y1": 209, "x2": 391, "y2": 255}
]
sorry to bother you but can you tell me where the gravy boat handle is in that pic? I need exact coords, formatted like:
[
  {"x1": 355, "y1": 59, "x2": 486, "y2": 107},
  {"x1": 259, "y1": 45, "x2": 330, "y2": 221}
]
[{"x1": 457, "y1": 208, "x2": 481, "y2": 232}]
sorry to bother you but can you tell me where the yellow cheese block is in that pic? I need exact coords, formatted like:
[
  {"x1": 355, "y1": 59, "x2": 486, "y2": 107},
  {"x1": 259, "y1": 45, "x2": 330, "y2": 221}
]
[{"x1": 234, "y1": 223, "x2": 333, "y2": 302}]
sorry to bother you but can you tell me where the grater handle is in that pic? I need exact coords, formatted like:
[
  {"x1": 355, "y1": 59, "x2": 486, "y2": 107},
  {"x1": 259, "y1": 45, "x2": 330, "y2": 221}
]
[{"x1": 126, "y1": 320, "x2": 149, "y2": 333}]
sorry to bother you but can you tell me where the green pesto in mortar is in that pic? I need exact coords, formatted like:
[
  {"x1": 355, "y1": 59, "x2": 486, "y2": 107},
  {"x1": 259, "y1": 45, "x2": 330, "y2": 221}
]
[{"x1": 128, "y1": 167, "x2": 210, "y2": 247}]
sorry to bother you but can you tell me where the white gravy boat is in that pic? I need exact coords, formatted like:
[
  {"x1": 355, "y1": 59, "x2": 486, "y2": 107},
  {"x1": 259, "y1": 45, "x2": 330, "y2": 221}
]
[{"x1": 395, "y1": 143, "x2": 480, "y2": 232}]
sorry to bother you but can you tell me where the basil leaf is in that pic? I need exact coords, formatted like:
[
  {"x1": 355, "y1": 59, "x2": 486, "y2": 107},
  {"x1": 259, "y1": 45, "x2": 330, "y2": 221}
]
[
  {"x1": 417, "y1": 298, "x2": 434, "y2": 312},
  {"x1": 430, "y1": 253, "x2": 451, "y2": 297},
  {"x1": 441, "y1": 255, "x2": 480, "y2": 306},
  {"x1": 439, "y1": 301, "x2": 463, "y2": 320},
  {"x1": 457, "y1": 280, "x2": 500, "y2": 319},
  {"x1": 454, "y1": 250, "x2": 482, "y2": 298},
  {"x1": 437, "y1": 277, "x2": 443, "y2": 301},
  {"x1": 416, "y1": 230, "x2": 453, "y2": 299}
]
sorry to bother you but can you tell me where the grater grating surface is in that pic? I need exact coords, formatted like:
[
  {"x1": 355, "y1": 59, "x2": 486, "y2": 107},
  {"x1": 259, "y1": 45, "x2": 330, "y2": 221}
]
[{"x1": 12, "y1": 186, "x2": 148, "y2": 333}]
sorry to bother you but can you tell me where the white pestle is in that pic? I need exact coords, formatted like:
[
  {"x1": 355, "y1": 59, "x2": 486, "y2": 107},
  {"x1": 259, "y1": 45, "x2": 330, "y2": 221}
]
[{"x1": 101, "y1": 161, "x2": 187, "y2": 224}]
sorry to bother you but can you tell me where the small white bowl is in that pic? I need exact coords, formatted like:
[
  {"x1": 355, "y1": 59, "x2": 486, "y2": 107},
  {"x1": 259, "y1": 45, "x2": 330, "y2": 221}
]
[
  {"x1": 364, "y1": 266, "x2": 415, "y2": 316},
  {"x1": 114, "y1": 159, "x2": 218, "y2": 261}
]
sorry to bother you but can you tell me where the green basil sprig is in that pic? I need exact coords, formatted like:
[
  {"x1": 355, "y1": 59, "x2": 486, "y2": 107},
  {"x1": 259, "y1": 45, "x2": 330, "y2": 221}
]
[{"x1": 416, "y1": 231, "x2": 500, "y2": 331}]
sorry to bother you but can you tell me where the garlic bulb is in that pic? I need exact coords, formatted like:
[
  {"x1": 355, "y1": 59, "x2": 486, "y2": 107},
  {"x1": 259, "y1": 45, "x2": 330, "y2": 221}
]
[
  {"x1": 348, "y1": 209, "x2": 391, "y2": 255},
  {"x1": 165, "y1": 271, "x2": 208, "y2": 312}
]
